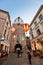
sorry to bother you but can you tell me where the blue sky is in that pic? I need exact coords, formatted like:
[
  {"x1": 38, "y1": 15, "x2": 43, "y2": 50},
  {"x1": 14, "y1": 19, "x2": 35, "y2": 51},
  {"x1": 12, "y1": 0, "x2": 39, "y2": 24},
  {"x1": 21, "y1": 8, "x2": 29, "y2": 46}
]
[{"x1": 0, "y1": 0, "x2": 43, "y2": 24}]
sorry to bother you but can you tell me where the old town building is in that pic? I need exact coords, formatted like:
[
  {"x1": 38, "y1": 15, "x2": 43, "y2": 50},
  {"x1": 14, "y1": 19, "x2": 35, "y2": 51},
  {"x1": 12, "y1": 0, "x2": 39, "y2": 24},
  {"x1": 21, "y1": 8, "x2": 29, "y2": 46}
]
[
  {"x1": 29, "y1": 5, "x2": 43, "y2": 51},
  {"x1": 0, "y1": 10, "x2": 11, "y2": 53},
  {"x1": 10, "y1": 17, "x2": 26, "y2": 52}
]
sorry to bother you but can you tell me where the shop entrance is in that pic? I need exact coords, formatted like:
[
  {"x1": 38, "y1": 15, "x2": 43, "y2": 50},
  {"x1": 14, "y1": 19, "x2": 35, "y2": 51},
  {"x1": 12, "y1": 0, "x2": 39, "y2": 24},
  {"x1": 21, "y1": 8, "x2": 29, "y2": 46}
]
[{"x1": 0, "y1": 44, "x2": 4, "y2": 51}]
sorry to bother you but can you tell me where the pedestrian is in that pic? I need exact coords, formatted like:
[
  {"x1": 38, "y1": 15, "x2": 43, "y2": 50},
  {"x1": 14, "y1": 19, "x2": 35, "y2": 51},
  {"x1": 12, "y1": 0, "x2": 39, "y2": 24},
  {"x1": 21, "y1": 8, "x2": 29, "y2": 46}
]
[
  {"x1": 16, "y1": 48, "x2": 20, "y2": 58},
  {"x1": 6, "y1": 51, "x2": 8, "y2": 57},
  {"x1": 27, "y1": 49, "x2": 32, "y2": 64},
  {"x1": 19, "y1": 50, "x2": 23, "y2": 57},
  {"x1": 26, "y1": 37, "x2": 31, "y2": 50},
  {"x1": 26, "y1": 37, "x2": 32, "y2": 64},
  {"x1": 17, "y1": 50, "x2": 20, "y2": 58}
]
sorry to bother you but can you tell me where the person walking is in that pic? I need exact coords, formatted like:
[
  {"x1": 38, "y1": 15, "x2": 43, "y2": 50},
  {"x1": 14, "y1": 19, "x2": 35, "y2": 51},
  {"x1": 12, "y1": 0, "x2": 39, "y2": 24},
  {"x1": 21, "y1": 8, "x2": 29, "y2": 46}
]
[
  {"x1": 16, "y1": 48, "x2": 20, "y2": 58},
  {"x1": 27, "y1": 49, "x2": 32, "y2": 64},
  {"x1": 17, "y1": 50, "x2": 20, "y2": 58},
  {"x1": 26, "y1": 37, "x2": 32, "y2": 64}
]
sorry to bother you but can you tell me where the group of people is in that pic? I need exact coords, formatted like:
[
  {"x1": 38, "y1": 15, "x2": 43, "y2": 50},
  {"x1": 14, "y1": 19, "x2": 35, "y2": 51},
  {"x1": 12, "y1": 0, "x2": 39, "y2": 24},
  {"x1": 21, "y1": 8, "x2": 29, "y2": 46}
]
[
  {"x1": 16, "y1": 49, "x2": 22, "y2": 58},
  {"x1": 16, "y1": 48, "x2": 32, "y2": 64},
  {"x1": 16, "y1": 36, "x2": 32, "y2": 64}
]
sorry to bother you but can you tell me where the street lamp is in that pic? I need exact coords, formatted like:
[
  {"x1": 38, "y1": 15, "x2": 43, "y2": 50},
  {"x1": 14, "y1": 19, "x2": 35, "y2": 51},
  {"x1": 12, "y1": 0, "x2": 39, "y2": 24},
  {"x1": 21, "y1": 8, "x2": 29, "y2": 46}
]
[
  {"x1": 11, "y1": 26, "x2": 15, "y2": 32},
  {"x1": 13, "y1": 35, "x2": 16, "y2": 39}
]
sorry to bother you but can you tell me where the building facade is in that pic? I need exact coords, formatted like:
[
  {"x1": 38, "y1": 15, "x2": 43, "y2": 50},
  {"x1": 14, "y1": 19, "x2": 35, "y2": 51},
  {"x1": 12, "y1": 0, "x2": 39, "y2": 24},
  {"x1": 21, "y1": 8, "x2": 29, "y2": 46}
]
[
  {"x1": 0, "y1": 10, "x2": 11, "y2": 53},
  {"x1": 29, "y1": 5, "x2": 43, "y2": 51},
  {"x1": 10, "y1": 17, "x2": 26, "y2": 52}
]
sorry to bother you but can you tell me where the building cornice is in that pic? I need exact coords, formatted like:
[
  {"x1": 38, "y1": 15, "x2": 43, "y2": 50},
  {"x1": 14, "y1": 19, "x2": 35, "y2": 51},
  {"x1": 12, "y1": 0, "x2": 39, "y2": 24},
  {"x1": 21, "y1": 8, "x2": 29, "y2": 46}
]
[
  {"x1": 30, "y1": 5, "x2": 43, "y2": 26},
  {"x1": 0, "y1": 9, "x2": 11, "y2": 24}
]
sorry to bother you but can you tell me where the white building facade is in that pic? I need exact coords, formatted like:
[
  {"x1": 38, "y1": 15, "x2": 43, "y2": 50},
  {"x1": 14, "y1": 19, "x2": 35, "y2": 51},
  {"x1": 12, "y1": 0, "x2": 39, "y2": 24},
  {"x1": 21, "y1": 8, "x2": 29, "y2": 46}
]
[{"x1": 29, "y1": 5, "x2": 43, "y2": 51}]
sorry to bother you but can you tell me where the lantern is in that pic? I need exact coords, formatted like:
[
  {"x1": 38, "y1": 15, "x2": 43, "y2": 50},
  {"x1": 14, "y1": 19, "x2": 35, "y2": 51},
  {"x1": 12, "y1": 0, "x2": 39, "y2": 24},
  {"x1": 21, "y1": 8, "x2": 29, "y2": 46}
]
[
  {"x1": 22, "y1": 24, "x2": 30, "y2": 32},
  {"x1": 11, "y1": 26, "x2": 15, "y2": 32}
]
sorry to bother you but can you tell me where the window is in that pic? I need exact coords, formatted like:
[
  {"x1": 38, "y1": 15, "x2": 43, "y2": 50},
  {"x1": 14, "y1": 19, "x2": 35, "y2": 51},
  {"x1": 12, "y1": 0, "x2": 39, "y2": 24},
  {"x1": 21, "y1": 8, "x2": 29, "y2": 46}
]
[
  {"x1": 40, "y1": 21, "x2": 43, "y2": 26},
  {"x1": 22, "y1": 20, "x2": 23, "y2": 22},
  {"x1": 17, "y1": 23, "x2": 20, "y2": 25},
  {"x1": 4, "y1": 29, "x2": 6, "y2": 37},
  {"x1": 39, "y1": 14, "x2": 43, "y2": 21},
  {"x1": 30, "y1": 28, "x2": 32, "y2": 31},
  {"x1": 31, "y1": 34, "x2": 34, "y2": 39},
  {"x1": 34, "y1": 21, "x2": 37, "y2": 26},
  {"x1": 7, "y1": 22, "x2": 8, "y2": 26},
  {"x1": 15, "y1": 20, "x2": 16, "y2": 22},
  {"x1": 37, "y1": 29, "x2": 41, "y2": 35},
  {"x1": 18, "y1": 17, "x2": 20, "y2": 22}
]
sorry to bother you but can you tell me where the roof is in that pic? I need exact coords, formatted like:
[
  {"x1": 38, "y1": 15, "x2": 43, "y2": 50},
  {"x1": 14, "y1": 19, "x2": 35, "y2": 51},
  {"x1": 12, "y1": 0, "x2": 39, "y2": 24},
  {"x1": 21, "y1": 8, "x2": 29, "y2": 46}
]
[
  {"x1": 0, "y1": 9, "x2": 10, "y2": 22},
  {"x1": 14, "y1": 17, "x2": 24, "y2": 24},
  {"x1": 30, "y1": 5, "x2": 43, "y2": 26}
]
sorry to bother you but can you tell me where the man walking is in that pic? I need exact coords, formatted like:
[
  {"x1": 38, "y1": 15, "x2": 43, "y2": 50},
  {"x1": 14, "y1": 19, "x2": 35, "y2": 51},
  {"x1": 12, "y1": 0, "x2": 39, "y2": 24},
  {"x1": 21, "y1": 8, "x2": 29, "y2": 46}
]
[{"x1": 26, "y1": 37, "x2": 32, "y2": 64}]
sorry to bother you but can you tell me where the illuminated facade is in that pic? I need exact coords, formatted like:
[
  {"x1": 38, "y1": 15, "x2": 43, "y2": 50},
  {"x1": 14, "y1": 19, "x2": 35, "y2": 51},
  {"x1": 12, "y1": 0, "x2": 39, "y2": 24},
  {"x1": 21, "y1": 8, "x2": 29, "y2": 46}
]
[
  {"x1": 29, "y1": 5, "x2": 43, "y2": 51},
  {"x1": 10, "y1": 17, "x2": 26, "y2": 52}
]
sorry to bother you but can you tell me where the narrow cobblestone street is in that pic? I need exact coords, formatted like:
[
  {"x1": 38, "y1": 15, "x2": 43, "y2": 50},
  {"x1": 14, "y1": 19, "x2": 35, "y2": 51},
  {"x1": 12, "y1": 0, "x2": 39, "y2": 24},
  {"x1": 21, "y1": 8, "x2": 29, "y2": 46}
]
[{"x1": 0, "y1": 52, "x2": 43, "y2": 65}]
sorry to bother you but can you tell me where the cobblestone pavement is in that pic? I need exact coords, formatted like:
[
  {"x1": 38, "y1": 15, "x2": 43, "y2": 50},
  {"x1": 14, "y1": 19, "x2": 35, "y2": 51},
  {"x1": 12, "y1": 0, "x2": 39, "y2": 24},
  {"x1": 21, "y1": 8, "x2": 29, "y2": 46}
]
[{"x1": 0, "y1": 52, "x2": 43, "y2": 65}]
